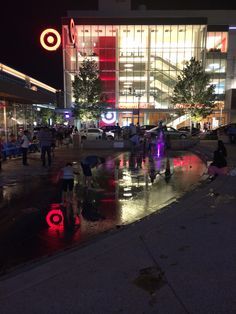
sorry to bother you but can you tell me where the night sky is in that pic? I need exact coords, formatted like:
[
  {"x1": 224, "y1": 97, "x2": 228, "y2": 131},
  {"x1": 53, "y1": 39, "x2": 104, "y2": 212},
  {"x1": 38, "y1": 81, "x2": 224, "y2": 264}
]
[{"x1": 1, "y1": 0, "x2": 236, "y2": 90}]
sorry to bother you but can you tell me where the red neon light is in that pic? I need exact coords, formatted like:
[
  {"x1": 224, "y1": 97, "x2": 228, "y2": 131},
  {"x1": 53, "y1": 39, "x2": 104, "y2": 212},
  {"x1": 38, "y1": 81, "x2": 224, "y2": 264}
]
[
  {"x1": 40, "y1": 28, "x2": 61, "y2": 51},
  {"x1": 99, "y1": 58, "x2": 116, "y2": 62},
  {"x1": 101, "y1": 77, "x2": 116, "y2": 81}
]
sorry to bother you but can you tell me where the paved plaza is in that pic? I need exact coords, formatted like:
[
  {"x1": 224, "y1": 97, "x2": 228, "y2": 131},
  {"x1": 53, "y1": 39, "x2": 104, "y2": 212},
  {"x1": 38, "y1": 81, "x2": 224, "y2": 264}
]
[{"x1": 0, "y1": 141, "x2": 236, "y2": 313}]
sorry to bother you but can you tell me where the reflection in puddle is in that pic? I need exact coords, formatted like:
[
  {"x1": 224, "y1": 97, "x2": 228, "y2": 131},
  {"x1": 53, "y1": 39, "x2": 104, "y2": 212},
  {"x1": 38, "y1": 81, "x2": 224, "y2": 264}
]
[{"x1": 0, "y1": 151, "x2": 206, "y2": 272}]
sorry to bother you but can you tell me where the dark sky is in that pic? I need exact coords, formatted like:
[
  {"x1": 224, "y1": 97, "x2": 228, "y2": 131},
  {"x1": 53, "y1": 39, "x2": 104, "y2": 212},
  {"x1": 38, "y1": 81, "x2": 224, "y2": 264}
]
[{"x1": 1, "y1": 0, "x2": 236, "y2": 90}]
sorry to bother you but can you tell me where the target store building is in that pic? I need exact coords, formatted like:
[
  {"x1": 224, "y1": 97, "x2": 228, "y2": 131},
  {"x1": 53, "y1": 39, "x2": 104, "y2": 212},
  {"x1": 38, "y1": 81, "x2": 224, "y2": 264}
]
[{"x1": 62, "y1": 0, "x2": 236, "y2": 127}]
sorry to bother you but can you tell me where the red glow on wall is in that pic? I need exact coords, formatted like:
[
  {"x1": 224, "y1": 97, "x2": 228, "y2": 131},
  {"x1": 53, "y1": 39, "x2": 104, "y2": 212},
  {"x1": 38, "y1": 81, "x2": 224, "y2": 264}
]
[
  {"x1": 99, "y1": 58, "x2": 116, "y2": 62},
  {"x1": 100, "y1": 77, "x2": 116, "y2": 81},
  {"x1": 40, "y1": 28, "x2": 61, "y2": 51}
]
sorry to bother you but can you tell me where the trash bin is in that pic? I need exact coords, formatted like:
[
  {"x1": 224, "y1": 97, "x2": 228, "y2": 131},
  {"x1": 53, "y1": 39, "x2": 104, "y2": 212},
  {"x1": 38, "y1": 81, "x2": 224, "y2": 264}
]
[{"x1": 72, "y1": 133, "x2": 81, "y2": 148}]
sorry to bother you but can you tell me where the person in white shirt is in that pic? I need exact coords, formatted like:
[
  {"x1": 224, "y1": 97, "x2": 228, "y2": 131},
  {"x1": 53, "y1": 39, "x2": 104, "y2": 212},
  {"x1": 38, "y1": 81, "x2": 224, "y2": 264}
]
[
  {"x1": 58, "y1": 162, "x2": 78, "y2": 205},
  {"x1": 21, "y1": 130, "x2": 30, "y2": 166}
]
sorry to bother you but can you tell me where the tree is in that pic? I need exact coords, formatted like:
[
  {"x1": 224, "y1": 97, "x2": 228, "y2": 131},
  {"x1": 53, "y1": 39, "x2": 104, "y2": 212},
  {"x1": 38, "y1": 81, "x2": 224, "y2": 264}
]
[
  {"x1": 72, "y1": 59, "x2": 107, "y2": 122},
  {"x1": 171, "y1": 57, "x2": 216, "y2": 122}
]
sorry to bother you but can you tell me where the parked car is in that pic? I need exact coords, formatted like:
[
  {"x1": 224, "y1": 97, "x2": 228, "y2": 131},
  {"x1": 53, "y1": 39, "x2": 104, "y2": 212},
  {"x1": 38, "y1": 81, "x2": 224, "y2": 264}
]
[
  {"x1": 145, "y1": 126, "x2": 190, "y2": 139},
  {"x1": 139, "y1": 124, "x2": 157, "y2": 136},
  {"x1": 203, "y1": 123, "x2": 236, "y2": 140},
  {"x1": 100, "y1": 125, "x2": 116, "y2": 132},
  {"x1": 79, "y1": 128, "x2": 114, "y2": 140},
  {"x1": 178, "y1": 126, "x2": 201, "y2": 136}
]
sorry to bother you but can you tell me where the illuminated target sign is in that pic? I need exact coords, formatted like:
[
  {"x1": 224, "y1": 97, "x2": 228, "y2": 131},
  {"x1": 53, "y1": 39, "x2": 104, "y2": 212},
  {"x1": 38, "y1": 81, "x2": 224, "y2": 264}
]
[
  {"x1": 40, "y1": 28, "x2": 61, "y2": 51},
  {"x1": 101, "y1": 112, "x2": 116, "y2": 124},
  {"x1": 69, "y1": 18, "x2": 76, "y2": 44}
]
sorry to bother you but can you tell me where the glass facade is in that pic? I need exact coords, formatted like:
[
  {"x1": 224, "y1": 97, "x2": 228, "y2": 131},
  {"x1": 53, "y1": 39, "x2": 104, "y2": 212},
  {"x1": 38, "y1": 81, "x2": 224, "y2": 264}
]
[
  {"x1": 205, "y1": 31, "x2": 228, "y2": 99},
  {"x1": 63, "y1": 23, "x2": 209, "y2": 125}
]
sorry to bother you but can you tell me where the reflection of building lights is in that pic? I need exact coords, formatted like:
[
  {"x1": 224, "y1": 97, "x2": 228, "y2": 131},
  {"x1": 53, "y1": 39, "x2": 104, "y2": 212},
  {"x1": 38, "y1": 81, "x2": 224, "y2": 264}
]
[{"x1": 46, "y1": 209, "x2": 64, "y2": 229}]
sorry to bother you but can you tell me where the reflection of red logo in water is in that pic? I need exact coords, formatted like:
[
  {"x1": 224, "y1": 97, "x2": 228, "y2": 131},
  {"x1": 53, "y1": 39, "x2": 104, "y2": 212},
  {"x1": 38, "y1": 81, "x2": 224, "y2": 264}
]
[{"x1": 46, "y1": 203, "x2": 64, "y2": 229}]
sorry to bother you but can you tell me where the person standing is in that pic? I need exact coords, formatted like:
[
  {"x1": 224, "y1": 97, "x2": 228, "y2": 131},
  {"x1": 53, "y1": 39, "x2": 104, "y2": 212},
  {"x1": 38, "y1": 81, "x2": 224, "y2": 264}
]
[
  {"x1": 38, "y1": 126, "x2": 53, "y2": 167},
  {"x1": 217, "y1": 140, "x2": 227, "y2": 158},
  {"x1": 115, "y1": 123, "x2": 121, "y2": 139},
  {"x1": 21, "y1": 130, "x2": 30, "y2": 166},
  {"x1": 227, "y1": 124, "x2": 236, "y2": 144},
  {"x1": 57, "y1": 162, "x2": 78, "y2": 205}
]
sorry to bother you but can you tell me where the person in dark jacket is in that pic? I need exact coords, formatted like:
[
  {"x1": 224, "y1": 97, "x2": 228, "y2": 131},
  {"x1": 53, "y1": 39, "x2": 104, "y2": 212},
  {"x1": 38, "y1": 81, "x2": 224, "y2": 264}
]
[
  {"x1": 80, "y1": 155, "x2": 105, "y2": 188},
  {"x1": 217, "y1": 140, "x2": 227, "y2": 158},
  {"x1": 38, "y1": 126, "x2": 53, "y2": 167}
]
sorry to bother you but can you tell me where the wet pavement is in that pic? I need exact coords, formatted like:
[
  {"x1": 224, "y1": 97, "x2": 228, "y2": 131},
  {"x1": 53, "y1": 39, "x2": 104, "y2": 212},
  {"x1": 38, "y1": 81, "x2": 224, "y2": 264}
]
[
  {"x1": 1, "y1": 141, "x2": 236, "y2": 314},
  {"x1": 0, "y1": 147, "x2": 207, "y2": 274}
]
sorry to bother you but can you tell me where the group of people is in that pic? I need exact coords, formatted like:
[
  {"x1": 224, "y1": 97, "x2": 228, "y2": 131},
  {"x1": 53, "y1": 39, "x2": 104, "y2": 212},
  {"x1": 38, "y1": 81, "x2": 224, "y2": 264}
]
[
  {"x1": 58, "y1": 155, "x2": 105, "y2": 205},
  {"x1": 20, "y1": 126, "x2": 54, "y2": 167}
]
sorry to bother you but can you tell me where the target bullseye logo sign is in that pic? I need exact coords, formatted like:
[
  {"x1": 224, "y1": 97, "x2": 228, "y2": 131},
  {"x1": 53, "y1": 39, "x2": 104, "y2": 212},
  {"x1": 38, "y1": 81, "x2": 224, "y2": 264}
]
[
  {"x1": 40, "y1": 28, "x2": 61, "y2": 51},
  {"x1": 101, "y1": 112, "x2": 116, "y2": 124},
  {"x1": 69, "y1": 18, "x2": 76, "y2": 44}
]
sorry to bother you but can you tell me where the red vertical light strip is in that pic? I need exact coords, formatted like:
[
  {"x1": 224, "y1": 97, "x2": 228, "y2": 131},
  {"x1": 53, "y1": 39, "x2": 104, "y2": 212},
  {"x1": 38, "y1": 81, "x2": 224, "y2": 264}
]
[{"x1": 98, "y1": 36, "x2": 116, "y2": 127}]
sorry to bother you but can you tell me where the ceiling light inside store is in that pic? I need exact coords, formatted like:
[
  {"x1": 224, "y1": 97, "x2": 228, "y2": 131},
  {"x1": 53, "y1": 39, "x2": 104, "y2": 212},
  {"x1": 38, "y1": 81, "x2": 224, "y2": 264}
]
[{"x1": 124, "y1": 64, "x2": 133, "y2": 68}]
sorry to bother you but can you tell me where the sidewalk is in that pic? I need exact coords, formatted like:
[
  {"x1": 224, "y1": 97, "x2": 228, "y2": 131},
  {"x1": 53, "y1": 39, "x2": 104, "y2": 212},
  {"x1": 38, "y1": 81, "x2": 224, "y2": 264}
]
[{"x1": 0, "y1": 141, "x2": 236, "y2": 313}]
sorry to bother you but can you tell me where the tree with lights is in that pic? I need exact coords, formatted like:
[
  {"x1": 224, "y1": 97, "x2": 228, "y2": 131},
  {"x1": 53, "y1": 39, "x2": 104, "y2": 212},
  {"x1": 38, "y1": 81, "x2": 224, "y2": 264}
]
[
  {"x1": 171, "y1": 57, "x2": 216, "y2": 126},
  {"x1": 72, "y1": 59, "x2": 107, "y2": 126}
]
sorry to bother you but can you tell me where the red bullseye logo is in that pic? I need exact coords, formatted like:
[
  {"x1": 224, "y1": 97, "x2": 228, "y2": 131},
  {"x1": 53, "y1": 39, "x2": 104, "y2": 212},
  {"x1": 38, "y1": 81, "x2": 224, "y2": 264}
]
[
  {"x1": 69, "y1": 18, "x2": 76, "y2": 44},
  {"x1": 40, "y1": 28, "x2": 61, "y2": 51}
]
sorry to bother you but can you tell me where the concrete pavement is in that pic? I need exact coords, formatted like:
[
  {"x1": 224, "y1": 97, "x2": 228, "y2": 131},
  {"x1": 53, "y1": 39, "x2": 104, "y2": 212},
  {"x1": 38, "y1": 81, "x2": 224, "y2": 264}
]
[{"x1": 0, "y1": 141, "x2": 236, "y2": 313}]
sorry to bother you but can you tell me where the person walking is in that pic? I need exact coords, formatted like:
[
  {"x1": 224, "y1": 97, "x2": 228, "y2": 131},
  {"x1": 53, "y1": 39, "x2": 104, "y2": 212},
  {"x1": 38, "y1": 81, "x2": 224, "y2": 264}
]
[
  {"x1": 38, "y1": 126, "x2": 53, "y2": 167},
  {"x1": 80, "y1": 155, "x2": 105, "y2": 188},
  {"x1": 21, "y1": 130, "x2": 30, "y2": 166}
]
